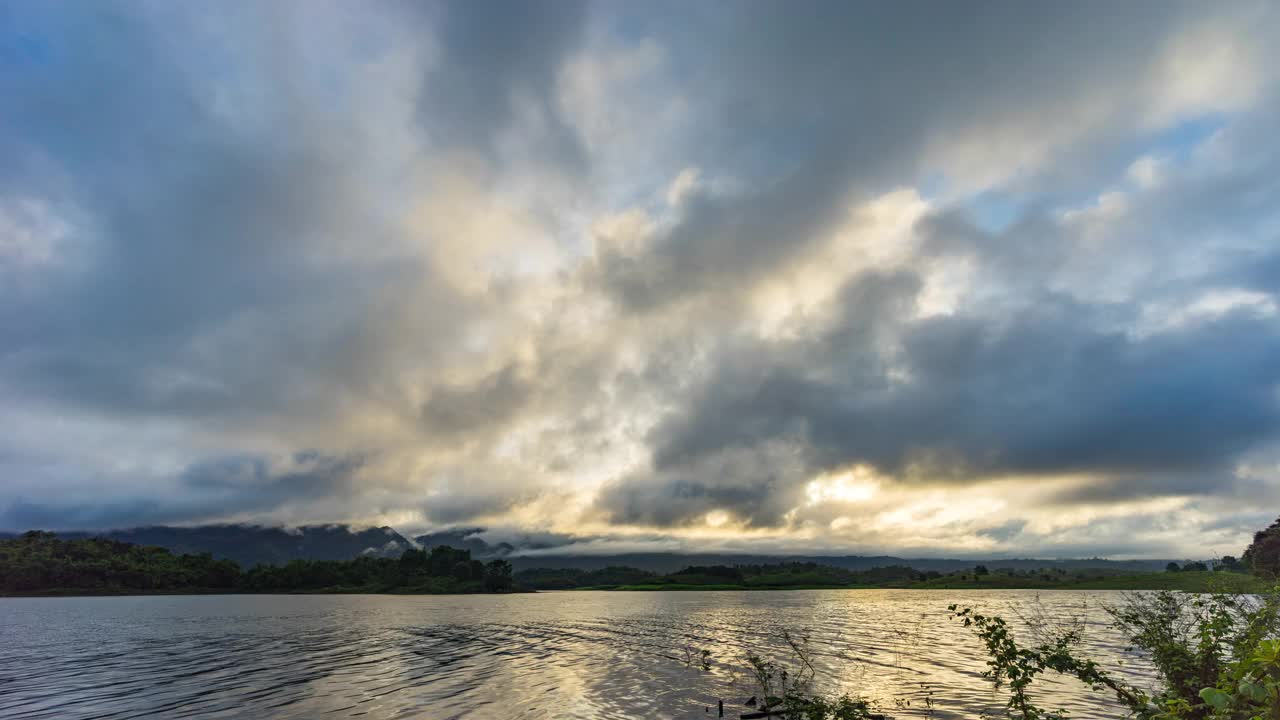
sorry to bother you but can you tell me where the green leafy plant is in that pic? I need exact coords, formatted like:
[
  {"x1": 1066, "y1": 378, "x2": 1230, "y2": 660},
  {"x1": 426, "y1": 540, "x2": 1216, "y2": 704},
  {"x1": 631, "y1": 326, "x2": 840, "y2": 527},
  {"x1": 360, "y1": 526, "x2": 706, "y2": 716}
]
[
  {"x1": 1107, "y1": 589, "x2": 1280, "y2": 719},
  {"x1": 742, "y1": 629, "x2": 880, "y2": 719},
  {"x1": 681, "y1": 641, "x2": 713, "y2": 671},
  {"x1": 1188, "y1": 625, "x2": 1280, "y2": 719},
  {"x1": 950, "y1": 604, "x2": 1149, "y2": 719},
  {"x1": 891, "y1": 684, "x2": 936, "y2": 717},
  {"x1": 954, "y1": 586, "x2": 1280, "y2": 720}
]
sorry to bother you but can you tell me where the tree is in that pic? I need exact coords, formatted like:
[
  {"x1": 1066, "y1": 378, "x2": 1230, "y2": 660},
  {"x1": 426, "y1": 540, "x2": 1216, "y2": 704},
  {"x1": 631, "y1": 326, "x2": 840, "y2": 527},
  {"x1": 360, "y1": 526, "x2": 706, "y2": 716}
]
[
  {"x1": 399, "y1": 548, "x2": 427, "y2": 570},
  {"x1": 0, "y1": 535, "x2": 515, "y2": 595},
  {"x1": 1244, "y1": 517, "x2": 1280, "y2": 577},
  {"x1": 1166, "y1": 562, "x2": 1181, "y2": 572},
  {"x1": 428, "y1": 545, "x2": 471, "y2": 577},
  {"x1": 1182, "y1": 561, "x2": 1208, "y2": 572},
  {"x1": 1217, "y1": 555, "x2": 1243, "y2": 572},
  {"x1": 974, "y1": 565, "x2": 989, "y2": 576},
  {"x1": 484, "y1": 559, "x2": 512, "y2": 591}
]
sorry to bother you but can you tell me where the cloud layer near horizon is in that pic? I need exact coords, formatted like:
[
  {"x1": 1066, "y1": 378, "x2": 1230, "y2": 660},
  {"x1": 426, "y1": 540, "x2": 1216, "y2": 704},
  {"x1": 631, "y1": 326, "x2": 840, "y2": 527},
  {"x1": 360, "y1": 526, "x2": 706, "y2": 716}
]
[{"x1": 2, "y1": 1, "x2": 1278, "y2": 558}]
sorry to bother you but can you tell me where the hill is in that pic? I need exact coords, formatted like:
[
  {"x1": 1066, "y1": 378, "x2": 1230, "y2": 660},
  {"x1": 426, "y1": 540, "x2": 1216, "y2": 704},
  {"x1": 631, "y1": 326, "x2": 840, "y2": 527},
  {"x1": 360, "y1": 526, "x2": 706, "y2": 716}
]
[
  {"x1": 1, "y1": 524, "x2": 416, "y2": 569},
  {"x1": 514, "y1": 563, "x2": 1267, "y2": 593},
  {"x1": 505, "y1": 552, "x2": 1177, "y2": 575},
  {"x1": 0, "y1": 532, "x2": 513, "y2": 595},
  {"x1": 0, "y1": 524, "x2": 1193, "y2": 574}
]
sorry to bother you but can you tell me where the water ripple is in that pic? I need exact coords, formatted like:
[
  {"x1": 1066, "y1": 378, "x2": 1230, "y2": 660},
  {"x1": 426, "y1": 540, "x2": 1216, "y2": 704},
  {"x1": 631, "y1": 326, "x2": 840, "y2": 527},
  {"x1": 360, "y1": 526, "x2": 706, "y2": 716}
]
[{"x1": 0, "y1": 590, "x2": 1156, "y2": 718}]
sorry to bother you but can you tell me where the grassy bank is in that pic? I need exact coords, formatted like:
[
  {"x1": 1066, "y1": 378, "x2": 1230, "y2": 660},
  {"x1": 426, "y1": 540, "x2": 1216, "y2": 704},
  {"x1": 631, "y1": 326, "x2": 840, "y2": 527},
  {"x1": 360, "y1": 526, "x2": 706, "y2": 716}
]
[{"x1": 911, "y1": 569, "x2": 1269, "y2": 592}]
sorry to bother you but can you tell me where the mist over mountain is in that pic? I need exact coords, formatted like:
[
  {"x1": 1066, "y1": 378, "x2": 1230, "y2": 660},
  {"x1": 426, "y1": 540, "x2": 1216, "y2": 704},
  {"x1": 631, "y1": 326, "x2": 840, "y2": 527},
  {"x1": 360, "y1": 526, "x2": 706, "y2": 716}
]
[
  {"x1": 2, "y1": 525, "x2": 415, "y2": 570},
  {"x1": 412, "y1": 528, "x2": 515, "y2": 559},
  {"x1": 2, "y1": 524, "x2": 1189, "y2": 573},
  {"x1": 411, "y1": 528, "x2": 1181, "y2": 573},
  {"x1": 503, "y1": 553, "x2": 1175, "y2": 575}
]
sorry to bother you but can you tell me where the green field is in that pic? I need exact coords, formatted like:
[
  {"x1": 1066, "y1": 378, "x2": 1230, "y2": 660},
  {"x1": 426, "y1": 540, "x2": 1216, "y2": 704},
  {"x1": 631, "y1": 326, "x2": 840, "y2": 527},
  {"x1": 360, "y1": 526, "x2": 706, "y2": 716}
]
[{"x1": 909, "y1": 570, "x2": 1266, "y2": 592}]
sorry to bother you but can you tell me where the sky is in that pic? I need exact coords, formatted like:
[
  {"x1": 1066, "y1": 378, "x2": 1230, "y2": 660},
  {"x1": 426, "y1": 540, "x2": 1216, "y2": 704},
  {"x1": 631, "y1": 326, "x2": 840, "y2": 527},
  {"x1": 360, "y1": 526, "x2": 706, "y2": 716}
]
[{"x1": 2, "y1": 1, "x2": 1279, "y2": 559}]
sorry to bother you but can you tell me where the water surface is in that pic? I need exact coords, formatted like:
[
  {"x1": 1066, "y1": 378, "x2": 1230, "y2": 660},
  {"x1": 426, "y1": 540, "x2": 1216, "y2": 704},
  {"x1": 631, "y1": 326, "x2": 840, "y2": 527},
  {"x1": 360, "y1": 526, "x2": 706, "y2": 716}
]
[{"x1": 0, "y1": 590, "x2": 1158, "y2": 718}]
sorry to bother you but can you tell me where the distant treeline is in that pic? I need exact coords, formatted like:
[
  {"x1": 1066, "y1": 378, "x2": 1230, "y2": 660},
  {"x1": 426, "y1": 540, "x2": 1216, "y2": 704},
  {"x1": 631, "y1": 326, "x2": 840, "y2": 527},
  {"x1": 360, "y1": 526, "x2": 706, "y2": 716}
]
[
  {"x1": 514, "y1": 559, "x2": 1262, "y2": 592},
  {"x1": 0, "y1": 531, "x2": 513, "y2": 595},
  {"x1": 5, "y1": 528, "x2": 1272, "y2": 596},
  {"x1": 514, "y1": 562, "x2": 945, "y2": 590}
]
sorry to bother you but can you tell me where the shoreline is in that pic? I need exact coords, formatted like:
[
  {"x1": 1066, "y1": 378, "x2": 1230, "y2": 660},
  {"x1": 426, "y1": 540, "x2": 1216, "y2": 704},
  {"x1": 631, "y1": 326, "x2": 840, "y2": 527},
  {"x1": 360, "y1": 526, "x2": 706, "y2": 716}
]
[
  {"x1": 5, "y1": 570, "x2": 1266, "y2": 598},
  {"x1": 0, "y1": 588, "x2": 536, "y2": 598}
]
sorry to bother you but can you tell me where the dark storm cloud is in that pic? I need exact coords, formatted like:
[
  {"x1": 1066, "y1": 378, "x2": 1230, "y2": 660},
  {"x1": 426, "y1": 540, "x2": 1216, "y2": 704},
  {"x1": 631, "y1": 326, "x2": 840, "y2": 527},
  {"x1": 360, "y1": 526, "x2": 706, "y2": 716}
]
[
  {"x1": 1, "y1": 0, "x2": 1277, "y2": 557},
  {"x1": 0, "y1": 2, "x2": 581, "y2": 530},
  {"x1": 0, "y1": 1, "x2": 574, "y2": 425},
  {"x1": 0, "y1": 498, "x2": 181, "y2": 533},
  {"x1": 598, "y1": 445, "x2": 806, "y2": 527},
  {"x1": 598, "y1": 269, "x2": 1280, "y2": 526},
  {"x1": 0, "y1": 452, "x2": 362, "y2": 531},
  {"x1": 1042, "y1": 473, "x2": 1242, "y2": 507},
  {"x1": 643, "y1": 270, "x2": 922, "y2": 473},
  {"x1": 0, "y1": 5, "x2": 415, "y2": 417},
  {"x1": 595, "y1": 163, "x2": 850, "y2": 310},
  {"x1": 418, "y1": 0, "x2": 588, "y2": 167},
  {"x1": 977, "y1": 520, "x2": 1028, "y2": 543},
  {"x1": 421, "y1": 494, "x2": 520, "y2": 525},
  {"x1": 592, "y1": 21, "x2": 1280, "y2": 531},
  {"x1": 593, "y1": 1, "x2": 1207, "y2": 311},
  {"x1": 180, "y1": 451, "x2": 363, "y2": 506},
  {"x1": 1234, "y1": 250, "x2": 1280, "y2": 294},
  {"x1": 420, "y1": 364, "x2": 534, "y2": 437}
]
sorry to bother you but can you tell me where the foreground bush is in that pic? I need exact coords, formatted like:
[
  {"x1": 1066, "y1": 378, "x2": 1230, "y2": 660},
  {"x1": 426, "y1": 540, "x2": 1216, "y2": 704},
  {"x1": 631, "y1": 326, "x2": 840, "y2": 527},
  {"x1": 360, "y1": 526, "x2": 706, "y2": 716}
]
[
  {"x1": 737, "y1": 630, "x2": 891, "y2": 719},
  {"x1": 953, "y1": 586, "x2": 1280, "y2": 719}
]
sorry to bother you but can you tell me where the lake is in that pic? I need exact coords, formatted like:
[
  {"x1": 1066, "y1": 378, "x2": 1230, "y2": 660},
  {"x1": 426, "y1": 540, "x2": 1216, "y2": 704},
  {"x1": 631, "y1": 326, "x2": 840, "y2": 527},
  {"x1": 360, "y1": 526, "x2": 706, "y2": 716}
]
[{"x1": 0, "y1": 590, "x2": 1158, "y2": 719}]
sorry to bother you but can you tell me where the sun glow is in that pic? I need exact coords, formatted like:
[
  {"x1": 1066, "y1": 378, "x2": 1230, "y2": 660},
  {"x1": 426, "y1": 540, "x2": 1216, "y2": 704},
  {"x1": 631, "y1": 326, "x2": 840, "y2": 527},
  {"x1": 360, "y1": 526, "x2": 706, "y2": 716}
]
[
  {"x1": 804, "y1": 465, "x2": 881, "y2": 506},
  {"x1": 704, "y1": 510, "x2": 731, "y2": 528}
]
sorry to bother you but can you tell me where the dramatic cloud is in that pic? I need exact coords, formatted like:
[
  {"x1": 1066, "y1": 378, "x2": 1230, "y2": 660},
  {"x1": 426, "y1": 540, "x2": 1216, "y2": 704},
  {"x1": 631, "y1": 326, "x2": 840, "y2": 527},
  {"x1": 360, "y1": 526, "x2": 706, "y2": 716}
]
[{"x1": 1, "y1": 1, "x2": 1278, "y2": 558}]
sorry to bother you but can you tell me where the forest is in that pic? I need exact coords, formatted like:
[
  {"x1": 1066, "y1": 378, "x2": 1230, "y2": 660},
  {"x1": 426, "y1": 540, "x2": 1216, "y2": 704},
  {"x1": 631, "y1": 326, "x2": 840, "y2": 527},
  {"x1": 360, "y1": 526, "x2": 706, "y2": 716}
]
[
  {"x1": 0, "y1": 531, "x2": 513, "y2": 595},
  {"x1": 6, "y1": 518, "x2": 1279, "y2": 596},
  {"x1": 511, "y1": 559, "x2": 1265, "y2": 592}
]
